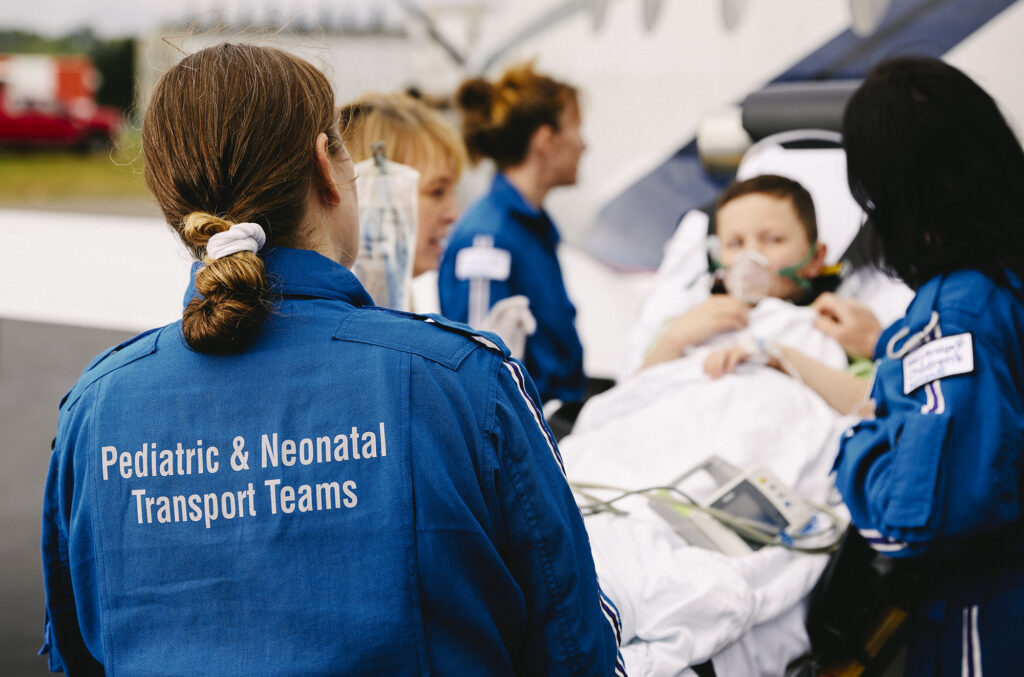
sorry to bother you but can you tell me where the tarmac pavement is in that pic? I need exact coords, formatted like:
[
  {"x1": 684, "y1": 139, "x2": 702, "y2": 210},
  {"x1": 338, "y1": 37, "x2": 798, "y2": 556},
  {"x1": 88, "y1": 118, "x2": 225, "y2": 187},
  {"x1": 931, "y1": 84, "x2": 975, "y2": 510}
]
[{"x1": 1, "y1": 318, "x2": 132, "y2": 676}]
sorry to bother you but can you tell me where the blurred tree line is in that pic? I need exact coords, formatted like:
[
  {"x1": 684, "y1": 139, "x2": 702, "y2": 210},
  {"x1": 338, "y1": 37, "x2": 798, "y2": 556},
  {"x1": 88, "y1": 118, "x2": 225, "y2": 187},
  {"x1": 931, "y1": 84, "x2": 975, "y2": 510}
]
[{"x1": 0, "y1": 29, "x2": 135, "y2": 114}]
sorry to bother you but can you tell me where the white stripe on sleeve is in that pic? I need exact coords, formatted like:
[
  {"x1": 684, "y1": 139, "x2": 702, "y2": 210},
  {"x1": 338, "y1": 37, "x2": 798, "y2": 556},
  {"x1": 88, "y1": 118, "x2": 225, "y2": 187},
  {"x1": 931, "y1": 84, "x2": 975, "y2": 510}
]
[
  {"x1": 502, "y1": 360, "x2": 565, "y2": 476},
  {"x1": 858, "y1": 528, "x2": 908, "y2": 553},
  {"x1": 972, "y1": 604, "x2": 983, "y2": 676},
  {"x1": 962, "y1": 607, "x2": 970, "y2": 677},
  {"x1": 502, "y1": 360, "x2": 625, "y2": 674}
]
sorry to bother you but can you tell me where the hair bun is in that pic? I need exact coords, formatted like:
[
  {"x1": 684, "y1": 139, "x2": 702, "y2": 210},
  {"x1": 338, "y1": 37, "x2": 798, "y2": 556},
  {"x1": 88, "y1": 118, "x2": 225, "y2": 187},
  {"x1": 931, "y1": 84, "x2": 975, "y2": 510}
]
[
  {"x1": 182, "y1": 212, "x2": 233, "y2": 250},
  {"x1": 456, "y1": 77, "x2": 494, "y2": 114}
]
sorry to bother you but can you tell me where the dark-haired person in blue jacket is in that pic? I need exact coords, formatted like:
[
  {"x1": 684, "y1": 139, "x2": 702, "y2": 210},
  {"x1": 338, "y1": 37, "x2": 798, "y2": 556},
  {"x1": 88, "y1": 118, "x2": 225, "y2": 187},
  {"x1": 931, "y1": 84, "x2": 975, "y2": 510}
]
[{"x1": 835, "y1": 56, "x2": 1024, "y2": 677}]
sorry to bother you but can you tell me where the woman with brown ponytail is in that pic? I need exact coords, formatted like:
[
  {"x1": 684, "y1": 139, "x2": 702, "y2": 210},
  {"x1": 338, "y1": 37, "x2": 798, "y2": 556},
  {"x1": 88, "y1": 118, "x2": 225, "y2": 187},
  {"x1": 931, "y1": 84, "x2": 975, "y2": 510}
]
[
  {"x1": 438, "y1": 64, "x2": 588, "y2": 411},
  {"x1": 40, "y1": 44, "x2": 623, "y2": 676}
]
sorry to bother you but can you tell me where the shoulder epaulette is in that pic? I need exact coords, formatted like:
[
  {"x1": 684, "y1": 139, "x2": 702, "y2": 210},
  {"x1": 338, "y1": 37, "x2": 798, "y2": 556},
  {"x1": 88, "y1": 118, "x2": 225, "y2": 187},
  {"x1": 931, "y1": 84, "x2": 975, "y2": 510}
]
[
  {"x1": 334, "y1": 308, "x2": 509, "y2": 370},
  {"x1": 59, "y1": 327, "x2": 162, "y2": 410},
  {"x1": 418, "y1": 312, "x2": 511, "y2": 358}
]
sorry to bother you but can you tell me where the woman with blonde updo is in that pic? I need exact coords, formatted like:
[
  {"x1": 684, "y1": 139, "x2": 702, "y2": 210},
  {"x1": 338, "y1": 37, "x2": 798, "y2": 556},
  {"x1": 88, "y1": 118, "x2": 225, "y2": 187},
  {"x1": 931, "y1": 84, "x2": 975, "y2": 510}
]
[
  {"x1": 438, "y1": 63, "x2": 588, "y2": 410},
  {"x1": 339, "y1": 91, "x2": 467, "y2": 279},
  {"x1": 40, "y1": 44, "x2": 622, "y2": 676}
]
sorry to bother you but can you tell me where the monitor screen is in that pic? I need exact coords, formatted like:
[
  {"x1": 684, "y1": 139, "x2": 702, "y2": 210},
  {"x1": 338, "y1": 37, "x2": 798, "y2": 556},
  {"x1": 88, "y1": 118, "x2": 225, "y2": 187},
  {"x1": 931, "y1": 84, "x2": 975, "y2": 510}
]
[{"x1": 709, "y1": 481, "x2": 789, "y2": 550}]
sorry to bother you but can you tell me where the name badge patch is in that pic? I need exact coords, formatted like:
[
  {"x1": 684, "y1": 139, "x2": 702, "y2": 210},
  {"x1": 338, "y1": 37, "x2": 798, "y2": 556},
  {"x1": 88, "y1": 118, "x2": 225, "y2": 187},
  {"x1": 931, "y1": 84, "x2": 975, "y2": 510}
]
[
  {"x1": 455, "y1": 246, "x2": 511, "y2": 281},
  {"x1": 902, "y1": 332, "x2": 974, "y2": 394}
]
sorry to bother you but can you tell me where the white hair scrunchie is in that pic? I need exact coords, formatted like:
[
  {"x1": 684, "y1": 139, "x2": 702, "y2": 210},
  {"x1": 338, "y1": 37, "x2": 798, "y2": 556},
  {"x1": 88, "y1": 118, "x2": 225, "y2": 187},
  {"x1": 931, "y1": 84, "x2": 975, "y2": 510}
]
[{"x1": 206, "y1": 222, "x2": 267, "y2": 260}]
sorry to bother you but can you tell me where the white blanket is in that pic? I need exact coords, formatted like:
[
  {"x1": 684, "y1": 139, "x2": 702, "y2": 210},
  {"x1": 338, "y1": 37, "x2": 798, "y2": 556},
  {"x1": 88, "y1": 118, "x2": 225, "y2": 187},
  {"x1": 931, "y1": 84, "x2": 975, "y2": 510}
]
[{"x1": 561, "y1": 300, "x2": 856, "y2": 676}]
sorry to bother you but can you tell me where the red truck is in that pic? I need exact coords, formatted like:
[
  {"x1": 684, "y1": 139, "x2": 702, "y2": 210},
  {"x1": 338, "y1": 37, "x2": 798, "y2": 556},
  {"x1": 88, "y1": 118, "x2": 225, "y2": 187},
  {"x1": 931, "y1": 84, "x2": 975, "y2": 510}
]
[{"x1": 0, "y1": 54, "x2": 121, "y2": 152}]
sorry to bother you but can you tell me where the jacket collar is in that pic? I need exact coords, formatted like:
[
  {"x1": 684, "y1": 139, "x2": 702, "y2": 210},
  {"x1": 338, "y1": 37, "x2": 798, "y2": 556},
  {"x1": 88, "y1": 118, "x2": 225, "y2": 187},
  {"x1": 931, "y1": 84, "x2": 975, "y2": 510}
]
[
  {"x1": 491, "y1": 173, "x2": 561, "y2": 248},
  {"x1": 183, "y1": 247, "x2": 374, "y2": 309}
]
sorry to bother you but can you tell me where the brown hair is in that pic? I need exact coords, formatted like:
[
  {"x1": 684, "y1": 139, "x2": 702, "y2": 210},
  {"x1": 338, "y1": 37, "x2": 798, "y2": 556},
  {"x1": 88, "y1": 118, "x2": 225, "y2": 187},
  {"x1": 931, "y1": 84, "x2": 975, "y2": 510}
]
[
  {"x1": 716, "y1": 174, "x2": 818, "y2": 242},
  {"x1": 339, "y1": 92, "x2": 467, "y2": 177},
  {"x1": 142, "y1": 43, "x2": 342, "y2": 354},
  {"x1": 455, "y1": 62, "x2": 578, "y2": 169}
]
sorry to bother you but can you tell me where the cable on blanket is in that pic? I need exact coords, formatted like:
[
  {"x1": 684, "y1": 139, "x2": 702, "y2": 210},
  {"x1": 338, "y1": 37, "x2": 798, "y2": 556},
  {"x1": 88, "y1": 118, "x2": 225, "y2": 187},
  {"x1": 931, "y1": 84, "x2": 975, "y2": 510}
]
[
  {"x1": 571, "y1": 480, "x2": 846, "y2": 555},
  {"x1": 734, "y1": 336, "x2": 806, "y2": 385}
]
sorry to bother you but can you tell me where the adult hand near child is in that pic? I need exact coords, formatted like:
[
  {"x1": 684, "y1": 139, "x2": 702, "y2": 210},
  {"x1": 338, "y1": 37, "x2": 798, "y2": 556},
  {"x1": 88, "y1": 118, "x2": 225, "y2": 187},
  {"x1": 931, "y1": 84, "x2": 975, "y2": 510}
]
[
  {"x1": 642, "y1": 295, "x2": 750, "y2": 369},
  {"x1": 811, "y1": 293, "x2": 881, "y2": 359}
]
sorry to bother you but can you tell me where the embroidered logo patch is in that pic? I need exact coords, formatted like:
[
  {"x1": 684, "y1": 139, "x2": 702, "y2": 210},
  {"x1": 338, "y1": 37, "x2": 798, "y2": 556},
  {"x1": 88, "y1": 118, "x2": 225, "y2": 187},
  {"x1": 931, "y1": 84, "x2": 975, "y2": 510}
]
[{"x1": 902, "y1": 332, "x2": 974, "y2": 395}]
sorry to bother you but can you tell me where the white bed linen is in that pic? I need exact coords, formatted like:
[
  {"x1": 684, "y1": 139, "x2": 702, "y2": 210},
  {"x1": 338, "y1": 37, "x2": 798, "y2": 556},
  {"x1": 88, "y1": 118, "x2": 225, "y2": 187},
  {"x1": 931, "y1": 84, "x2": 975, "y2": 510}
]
[
  {"x1": 618, "y1": 209, "x2": 715, "y2": 381},
  {"x1": 561, "y1": 301, "x2": 856, "y2": 676}
]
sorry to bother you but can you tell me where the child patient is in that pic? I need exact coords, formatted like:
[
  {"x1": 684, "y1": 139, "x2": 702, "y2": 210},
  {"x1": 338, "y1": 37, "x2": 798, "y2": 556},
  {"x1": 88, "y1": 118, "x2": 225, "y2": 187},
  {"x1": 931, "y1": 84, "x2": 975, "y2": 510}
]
[
  {"x1": 643, "y1": 174, "x2": 830, "y2": 364},
  {"x1": 642, "y1": 173, "x2": 872, "y2": 414}
]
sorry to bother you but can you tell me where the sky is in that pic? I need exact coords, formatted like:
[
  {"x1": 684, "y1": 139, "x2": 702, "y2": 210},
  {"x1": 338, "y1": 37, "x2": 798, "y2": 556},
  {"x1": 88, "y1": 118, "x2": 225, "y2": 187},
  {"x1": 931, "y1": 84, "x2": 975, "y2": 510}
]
[{"x1": 0, "y1": 0, "x2": 414, "y2": 38}]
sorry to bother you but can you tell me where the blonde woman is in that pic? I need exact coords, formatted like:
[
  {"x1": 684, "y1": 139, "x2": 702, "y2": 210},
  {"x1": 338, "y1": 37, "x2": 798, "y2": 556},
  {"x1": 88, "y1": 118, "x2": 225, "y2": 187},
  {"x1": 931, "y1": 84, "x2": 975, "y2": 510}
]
[{"x1": 339, "y1": 92, "x2": 467, "y2": 278}]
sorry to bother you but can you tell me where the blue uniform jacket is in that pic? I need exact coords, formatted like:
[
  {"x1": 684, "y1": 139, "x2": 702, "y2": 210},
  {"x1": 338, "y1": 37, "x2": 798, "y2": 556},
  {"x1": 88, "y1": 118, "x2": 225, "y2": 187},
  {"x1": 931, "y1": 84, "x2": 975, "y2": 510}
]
[
  {"x1": 41, "y1": 247, "x2": 624, "y2": 676},
  {"x1": 438, "y1": 173, "x2": 586, "y2": 405},
  {"x1": 835, "y1": 269, "x2": 1024, "y2": 575}
]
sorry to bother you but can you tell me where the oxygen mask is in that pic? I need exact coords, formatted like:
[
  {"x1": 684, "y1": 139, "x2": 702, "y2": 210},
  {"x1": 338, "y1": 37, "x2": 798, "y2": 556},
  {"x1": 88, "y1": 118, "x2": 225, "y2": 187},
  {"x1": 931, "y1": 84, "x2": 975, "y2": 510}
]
[{"x1": 722, "y1": 249, "x2": 775, "y2": 304}]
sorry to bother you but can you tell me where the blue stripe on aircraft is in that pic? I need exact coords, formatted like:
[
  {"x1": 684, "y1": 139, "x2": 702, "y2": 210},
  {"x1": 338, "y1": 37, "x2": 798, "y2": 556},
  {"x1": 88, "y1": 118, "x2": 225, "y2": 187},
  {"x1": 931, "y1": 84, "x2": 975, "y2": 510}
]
[
  {"x1": 586, "y1": 140, "x2": 731, "y2": 272},
  {"x1": 778, "y1": 0, "x2": 1018, "y2": 82},
  {"x1": 587, "y1": 0, "x2": 1019, "y2": 271}
]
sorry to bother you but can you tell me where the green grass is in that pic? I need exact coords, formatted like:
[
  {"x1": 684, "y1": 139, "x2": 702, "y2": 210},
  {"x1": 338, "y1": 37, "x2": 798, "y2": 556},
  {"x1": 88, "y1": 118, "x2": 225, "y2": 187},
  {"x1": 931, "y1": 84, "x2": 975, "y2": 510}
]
[{"x1": 0, "y1": 130, "x2": 151, "y2": 207}]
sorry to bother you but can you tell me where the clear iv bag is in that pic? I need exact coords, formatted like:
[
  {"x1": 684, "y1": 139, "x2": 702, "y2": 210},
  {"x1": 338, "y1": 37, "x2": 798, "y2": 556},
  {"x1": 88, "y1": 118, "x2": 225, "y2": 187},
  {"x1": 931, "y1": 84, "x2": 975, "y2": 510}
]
[{"x1": 351, "y1": 152, "x2": 420, "y2": 310}]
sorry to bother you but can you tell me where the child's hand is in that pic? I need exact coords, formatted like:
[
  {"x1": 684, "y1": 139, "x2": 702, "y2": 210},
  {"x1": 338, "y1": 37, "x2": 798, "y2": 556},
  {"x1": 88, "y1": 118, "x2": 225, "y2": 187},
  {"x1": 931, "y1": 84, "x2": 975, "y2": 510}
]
[
  {"x1": 642, "y1": 295, "x2": 750, "y2": 369},
  {"x1": 667, "y1": 295, "x2": 750, "y2": 348},
  {"x1": 704, "y1": 338, "x2": 783, "y2": 379},
  {"x1": 704, "y1": 342, "x2": 754, "y2": 379},
  {"x1": 812, "y1": 293, "x2": 881, "y2": 359}
]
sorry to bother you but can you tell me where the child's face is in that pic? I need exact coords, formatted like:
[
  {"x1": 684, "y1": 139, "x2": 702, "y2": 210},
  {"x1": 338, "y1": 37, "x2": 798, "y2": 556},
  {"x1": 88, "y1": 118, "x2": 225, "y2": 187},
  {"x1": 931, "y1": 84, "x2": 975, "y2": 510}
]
[{"x1": 717, "y1": 192, "x2": 815, "y2": 301}]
